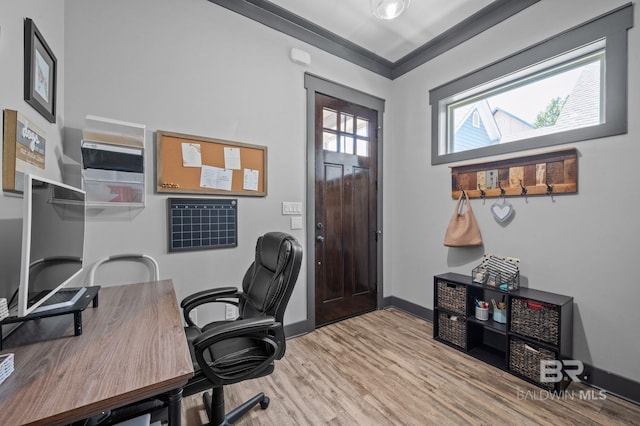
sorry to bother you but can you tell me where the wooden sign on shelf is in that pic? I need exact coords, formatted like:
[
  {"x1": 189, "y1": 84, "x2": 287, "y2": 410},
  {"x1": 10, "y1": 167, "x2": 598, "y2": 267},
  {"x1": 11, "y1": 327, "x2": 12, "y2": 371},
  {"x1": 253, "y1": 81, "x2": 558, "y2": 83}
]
[
  {"x1": 2, "y1": 109, "x2": 46, "y2": 193},
  {"x1": 450, "y1": 148, "x2": 577, "y2": 199}
]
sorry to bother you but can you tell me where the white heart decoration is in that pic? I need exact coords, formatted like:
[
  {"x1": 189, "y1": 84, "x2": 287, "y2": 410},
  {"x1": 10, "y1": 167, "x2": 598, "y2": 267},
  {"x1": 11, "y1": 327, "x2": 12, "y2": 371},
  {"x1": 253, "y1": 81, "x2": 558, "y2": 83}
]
[{"x1": 491, "y1": 202, "x2": 514, "y2": 223}]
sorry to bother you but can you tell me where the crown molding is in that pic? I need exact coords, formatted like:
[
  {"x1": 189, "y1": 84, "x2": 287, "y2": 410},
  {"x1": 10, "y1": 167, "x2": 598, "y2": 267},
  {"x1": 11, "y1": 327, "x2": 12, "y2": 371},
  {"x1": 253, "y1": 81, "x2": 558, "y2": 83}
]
[{"x1": 207, "y1": 0, "x2": 541, "y2": 80}]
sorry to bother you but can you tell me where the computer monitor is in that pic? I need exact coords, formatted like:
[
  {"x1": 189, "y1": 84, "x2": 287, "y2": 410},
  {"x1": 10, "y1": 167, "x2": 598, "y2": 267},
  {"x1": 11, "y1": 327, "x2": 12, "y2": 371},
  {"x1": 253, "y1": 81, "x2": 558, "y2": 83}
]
[{"x1": 17, "y1": 174, "x2": 86, "y2": 317}]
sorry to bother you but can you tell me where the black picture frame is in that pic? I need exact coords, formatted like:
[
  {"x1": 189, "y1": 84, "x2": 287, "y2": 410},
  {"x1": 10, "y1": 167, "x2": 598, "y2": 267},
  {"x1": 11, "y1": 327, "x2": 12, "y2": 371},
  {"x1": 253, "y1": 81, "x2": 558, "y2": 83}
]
[{"x1": 24, "y1": 18, "x2": 57, "y2": 123}]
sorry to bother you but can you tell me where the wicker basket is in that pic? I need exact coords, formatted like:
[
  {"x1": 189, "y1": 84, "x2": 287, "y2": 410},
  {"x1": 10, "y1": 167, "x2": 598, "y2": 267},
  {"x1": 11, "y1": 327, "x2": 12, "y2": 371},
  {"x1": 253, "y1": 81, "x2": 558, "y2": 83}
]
[
  {"x1": 509, "y1": 338, "x2": 556, "y2": 390},
  {"x1": 510, "y1": 298, "x2": 560, "y2": 345},
  {"x1": 436, "y1": 281, "x2": 466, "y2": 315},
  {"x1": 437, "y1": 311, "x2": 467, "y2": 349}
]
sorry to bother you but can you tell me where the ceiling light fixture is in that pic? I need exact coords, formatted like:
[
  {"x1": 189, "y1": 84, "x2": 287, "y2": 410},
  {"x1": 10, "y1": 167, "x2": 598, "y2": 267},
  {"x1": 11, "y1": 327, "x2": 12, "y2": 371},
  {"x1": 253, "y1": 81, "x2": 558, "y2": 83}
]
[{"x1": 371, "y1": 0, "x2": 411, "y2": 20}]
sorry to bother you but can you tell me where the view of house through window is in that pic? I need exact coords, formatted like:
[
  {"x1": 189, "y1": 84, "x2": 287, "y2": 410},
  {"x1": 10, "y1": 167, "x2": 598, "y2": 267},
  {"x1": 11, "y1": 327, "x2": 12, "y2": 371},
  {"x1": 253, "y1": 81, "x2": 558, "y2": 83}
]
[{"x1": 446, "y1": 46, "x2": 604, "y2": 154}]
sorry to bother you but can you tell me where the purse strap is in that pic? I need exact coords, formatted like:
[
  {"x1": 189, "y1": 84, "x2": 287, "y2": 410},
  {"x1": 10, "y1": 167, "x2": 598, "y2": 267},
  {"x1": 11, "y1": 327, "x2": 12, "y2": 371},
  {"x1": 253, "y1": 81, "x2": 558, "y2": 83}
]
[{"x1": 456, "y1": 190, "x2": 473, "y2": 215}]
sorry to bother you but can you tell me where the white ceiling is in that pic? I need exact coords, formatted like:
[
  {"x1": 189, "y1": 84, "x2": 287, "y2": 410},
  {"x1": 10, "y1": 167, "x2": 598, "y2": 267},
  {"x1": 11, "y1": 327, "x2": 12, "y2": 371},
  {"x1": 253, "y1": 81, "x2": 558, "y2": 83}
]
[
  {"x1": 207, "y1": 0, "x2": 539, "y2": 78},
  {"x1": 266, "y1": 0, "x2": 495, "y2": 62}
]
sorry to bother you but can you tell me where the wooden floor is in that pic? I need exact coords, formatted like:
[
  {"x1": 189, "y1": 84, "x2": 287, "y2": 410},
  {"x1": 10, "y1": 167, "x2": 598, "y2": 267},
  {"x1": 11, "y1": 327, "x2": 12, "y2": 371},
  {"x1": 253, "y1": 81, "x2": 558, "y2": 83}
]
[{"x1": 182, "y1": 308, "x2": 640, "y2": 425}]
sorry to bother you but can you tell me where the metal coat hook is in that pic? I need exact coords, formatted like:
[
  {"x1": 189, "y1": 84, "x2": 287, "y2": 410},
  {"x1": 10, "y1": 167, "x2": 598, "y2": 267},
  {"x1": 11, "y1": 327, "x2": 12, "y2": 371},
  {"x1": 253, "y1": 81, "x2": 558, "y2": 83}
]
[
  {"x1": 477, "y1": 184, "x2": 486, "y2": 200},
  {"x1": 459, "y1": 185, "x2": 466, "y2": 198},
  {"x1": 546, "y1": 182, "x2": 554, "y2": 195},
  {"x1": 519, "y1": 180, "x2": 527, "y2": 197},
  {"x1": 498, "y1": 182, "x2": 506, "y2": 197}
]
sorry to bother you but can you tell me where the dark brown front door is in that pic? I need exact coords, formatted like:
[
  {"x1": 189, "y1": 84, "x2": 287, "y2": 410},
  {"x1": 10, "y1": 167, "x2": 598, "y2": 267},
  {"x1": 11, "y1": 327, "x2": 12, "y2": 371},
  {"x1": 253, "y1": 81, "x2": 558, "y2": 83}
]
[{"x1": 315, "y1": 93, "x2": 378, "y2": 326}]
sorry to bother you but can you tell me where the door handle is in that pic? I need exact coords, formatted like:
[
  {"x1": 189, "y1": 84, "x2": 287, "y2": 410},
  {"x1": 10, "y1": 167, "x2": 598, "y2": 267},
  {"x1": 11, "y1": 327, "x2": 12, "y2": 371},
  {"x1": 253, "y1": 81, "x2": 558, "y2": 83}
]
[{"x1": 316, "y1": 235, "x2": 325, "y2": 243}]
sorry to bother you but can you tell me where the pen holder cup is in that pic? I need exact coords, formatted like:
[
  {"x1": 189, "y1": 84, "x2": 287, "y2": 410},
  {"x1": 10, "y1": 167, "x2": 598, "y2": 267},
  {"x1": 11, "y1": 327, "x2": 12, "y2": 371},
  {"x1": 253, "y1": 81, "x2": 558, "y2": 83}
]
[
  {"x1": 493, "y1": 308, "x2": 507, "y2": 324},
  {"x1": 475, "y1": 306, "x2": 489, "y2": 321}
]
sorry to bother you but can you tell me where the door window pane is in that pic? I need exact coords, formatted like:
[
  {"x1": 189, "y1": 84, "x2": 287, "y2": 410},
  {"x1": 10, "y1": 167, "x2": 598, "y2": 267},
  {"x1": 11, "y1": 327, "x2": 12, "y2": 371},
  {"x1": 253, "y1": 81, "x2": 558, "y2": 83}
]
[
  {"x1": 323, "y1": 108, "x2": 337, "y2": 130},
  {"x1": 323, "y1": 131, "x2": 337, "y2": 152},
  {"x1": 341, "y1": 136, "x2": 354, "y2": 154},
  {"x1": 356, "y1": 139, "x2": 369, "y2": 157},
  {"x1": 356, "y1": 118, "x2": 369, "y2": 137},
  {"x1": 340, "y1": 113, "x2": 354, "y2": 134}
]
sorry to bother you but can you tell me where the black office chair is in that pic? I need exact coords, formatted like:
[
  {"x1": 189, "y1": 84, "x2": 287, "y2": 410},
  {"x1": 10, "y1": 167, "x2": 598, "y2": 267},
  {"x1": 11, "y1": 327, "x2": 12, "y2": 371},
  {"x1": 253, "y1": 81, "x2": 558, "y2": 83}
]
[{"x1": 181, "y1": 231, "x2": 303, "y2": 425}]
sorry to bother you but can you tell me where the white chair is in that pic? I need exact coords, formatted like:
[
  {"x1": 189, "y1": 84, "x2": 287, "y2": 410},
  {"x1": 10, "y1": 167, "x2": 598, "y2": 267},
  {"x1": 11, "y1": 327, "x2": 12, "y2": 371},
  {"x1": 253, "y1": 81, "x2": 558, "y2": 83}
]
[{"x1": 88, "y1": 254, "x2": 159, "y2": 286}]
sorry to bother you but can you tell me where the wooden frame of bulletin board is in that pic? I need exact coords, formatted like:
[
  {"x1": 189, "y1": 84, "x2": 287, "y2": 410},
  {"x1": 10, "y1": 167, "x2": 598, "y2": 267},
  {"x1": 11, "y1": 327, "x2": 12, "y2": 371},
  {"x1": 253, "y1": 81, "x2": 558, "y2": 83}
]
[{"x1": 156, "y1": 130, "x2": 267, "y2": 196}]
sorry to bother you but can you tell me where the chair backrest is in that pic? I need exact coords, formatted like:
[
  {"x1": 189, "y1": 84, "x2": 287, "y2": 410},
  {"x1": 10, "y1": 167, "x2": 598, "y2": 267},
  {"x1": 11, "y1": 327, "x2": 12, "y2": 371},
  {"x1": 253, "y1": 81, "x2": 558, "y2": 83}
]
[
  {"x1": 238, "y1": 232, "x2": 303, "y2": 323},
  {"x1": 87, "y1": 254, "x2": 160, "y2": 286}
]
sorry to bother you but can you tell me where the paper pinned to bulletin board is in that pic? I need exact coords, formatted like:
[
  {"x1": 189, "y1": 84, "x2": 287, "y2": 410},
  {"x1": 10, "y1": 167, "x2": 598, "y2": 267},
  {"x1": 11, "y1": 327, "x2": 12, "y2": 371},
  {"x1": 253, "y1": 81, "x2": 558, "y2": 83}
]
[{"x1": 156, "y1": 130, "x2": 267, "y2": 196}]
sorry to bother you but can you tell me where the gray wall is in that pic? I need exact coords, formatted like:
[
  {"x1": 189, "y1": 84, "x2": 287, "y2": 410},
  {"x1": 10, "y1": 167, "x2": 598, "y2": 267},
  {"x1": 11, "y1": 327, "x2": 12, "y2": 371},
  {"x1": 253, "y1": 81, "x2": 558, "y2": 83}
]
[
  {"x1": 62, "y1": 0, "x2": 391, "y2": 327},
  {"x1": 388, "y1": 0, "x2": 640, "y2": 382},
  {"x1": 0, "y1": 0, "x2": 65, "y2": 302}
]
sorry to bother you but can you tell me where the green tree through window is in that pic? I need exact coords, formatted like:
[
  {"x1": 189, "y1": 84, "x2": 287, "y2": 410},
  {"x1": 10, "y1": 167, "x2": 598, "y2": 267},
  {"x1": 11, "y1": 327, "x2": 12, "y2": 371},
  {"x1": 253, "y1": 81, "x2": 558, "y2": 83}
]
[{"x1": 534, "y1": 96, "x2": 566, "y2": 128}]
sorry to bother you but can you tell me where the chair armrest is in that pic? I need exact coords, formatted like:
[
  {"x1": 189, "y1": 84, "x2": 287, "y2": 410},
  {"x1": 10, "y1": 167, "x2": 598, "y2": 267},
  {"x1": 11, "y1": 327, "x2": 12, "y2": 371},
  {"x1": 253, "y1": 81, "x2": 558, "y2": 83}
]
[
  {"x1": 193, "y1": 317, "x2": 278, "y2": 347},
  {"x1": 181, "y1": 287, "x2": 239, "y2": 308},
  {"x1": 181, "y1": 287, "x2": 241, "y2": 326},
  {"x1": 193, "y1": 317, "x2": 281, "y2": 385}
]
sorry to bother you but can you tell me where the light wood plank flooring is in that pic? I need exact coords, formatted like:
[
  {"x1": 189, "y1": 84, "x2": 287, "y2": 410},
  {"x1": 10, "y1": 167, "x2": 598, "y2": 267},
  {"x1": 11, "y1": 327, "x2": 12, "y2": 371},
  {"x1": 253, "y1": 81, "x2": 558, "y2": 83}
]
[{"x1": 182, "y1": 308, "x2": 640, "y2": 425}]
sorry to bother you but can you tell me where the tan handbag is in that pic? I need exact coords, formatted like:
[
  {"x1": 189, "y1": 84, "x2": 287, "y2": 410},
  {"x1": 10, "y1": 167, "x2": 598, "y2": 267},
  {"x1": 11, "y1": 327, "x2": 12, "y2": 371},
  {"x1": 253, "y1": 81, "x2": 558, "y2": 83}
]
[{"x1": 444, "y1": 191, "x2": 483, "y2": 247}]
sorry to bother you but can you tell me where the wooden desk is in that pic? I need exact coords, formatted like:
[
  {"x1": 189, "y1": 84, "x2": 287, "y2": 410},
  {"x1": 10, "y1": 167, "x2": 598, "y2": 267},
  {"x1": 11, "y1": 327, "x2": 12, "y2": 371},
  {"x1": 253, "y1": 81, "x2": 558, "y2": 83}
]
[{"x1": 0, "y1": 280, "x2": 194, "y2": 426}]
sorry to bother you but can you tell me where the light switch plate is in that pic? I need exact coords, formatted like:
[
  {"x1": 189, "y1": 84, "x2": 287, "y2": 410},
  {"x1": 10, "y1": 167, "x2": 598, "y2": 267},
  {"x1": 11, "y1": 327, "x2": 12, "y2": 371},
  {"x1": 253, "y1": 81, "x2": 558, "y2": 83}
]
[{"x1": 282, "y1": 201, "x2": 302, "y2": 215}]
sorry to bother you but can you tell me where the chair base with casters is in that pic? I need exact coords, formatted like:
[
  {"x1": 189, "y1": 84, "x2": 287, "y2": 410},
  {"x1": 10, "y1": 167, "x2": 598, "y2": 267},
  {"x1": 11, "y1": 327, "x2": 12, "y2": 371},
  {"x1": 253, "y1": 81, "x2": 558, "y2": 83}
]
[{"x1": 204, "y1": 388, "x2": 269, "y2": 425}]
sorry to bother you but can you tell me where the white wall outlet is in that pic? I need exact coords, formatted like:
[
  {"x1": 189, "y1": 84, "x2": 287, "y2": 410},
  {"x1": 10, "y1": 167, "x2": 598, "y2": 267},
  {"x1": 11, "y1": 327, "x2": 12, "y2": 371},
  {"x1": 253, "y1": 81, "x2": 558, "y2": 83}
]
[
  {"x1": 290, "y1": 216, "x2": 303, "y2": 230},
  {"x1": 282, "y1": 201, "x2": 302, "y2": 215},
  {"x1": 188, "y1": 308, "x2": 197, "y2": 325},
  {"x1": 225, "y1": 305, "x2": 237, "y2": 319}
]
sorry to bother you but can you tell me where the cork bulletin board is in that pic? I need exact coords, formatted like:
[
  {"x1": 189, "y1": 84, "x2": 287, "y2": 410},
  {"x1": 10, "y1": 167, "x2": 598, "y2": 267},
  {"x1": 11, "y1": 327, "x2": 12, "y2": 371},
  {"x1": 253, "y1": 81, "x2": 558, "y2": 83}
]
[
  {"x1": 156, "y1": 130, "x2": 267, "y2": 196},
  {"x1": 450, "y1": 148, "x2": 577, "y2": 199}
]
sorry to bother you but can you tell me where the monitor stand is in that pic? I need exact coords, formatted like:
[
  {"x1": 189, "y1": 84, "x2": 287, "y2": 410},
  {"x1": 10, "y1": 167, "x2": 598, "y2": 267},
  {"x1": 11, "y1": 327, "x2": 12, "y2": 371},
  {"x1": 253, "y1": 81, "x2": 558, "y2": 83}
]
[{"x1": 0, "y1": 286, "x2": 100, "y2": 350}]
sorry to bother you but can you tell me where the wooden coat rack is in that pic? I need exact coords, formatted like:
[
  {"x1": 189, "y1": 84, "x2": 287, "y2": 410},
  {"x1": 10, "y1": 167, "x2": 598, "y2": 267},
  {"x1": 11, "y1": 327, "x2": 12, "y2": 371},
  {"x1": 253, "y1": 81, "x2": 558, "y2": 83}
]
[{"x1": 450, "y1": 148, "x2": 577, "y2": 199}]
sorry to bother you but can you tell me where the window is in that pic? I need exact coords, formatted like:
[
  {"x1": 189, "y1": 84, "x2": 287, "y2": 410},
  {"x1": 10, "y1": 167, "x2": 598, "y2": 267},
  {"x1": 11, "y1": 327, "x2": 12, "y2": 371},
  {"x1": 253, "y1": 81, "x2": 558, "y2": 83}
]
[
  {"x1": 322, "y1": 107, "x2": 370, "y2": 157},
  {"x1": 429, "y1": 4, "x2": 633, "y2": 165},
  {"x1": 471, "y1": 111, "x2": 480, "y2": 129}
]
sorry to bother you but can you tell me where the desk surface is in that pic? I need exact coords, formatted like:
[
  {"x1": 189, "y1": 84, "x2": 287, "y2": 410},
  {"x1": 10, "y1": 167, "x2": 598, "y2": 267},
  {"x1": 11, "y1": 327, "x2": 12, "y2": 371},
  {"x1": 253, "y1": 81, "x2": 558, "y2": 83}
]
[{"x1": 0, "y1": 280, "x2": 194, "y2": 426}]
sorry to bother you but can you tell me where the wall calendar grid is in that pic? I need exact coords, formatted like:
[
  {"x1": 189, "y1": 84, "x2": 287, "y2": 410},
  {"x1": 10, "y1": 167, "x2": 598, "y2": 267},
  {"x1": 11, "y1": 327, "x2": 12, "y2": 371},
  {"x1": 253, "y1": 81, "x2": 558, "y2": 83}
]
[{"x1": 167, "y1": 198, "x2": 237, "y2": 252}]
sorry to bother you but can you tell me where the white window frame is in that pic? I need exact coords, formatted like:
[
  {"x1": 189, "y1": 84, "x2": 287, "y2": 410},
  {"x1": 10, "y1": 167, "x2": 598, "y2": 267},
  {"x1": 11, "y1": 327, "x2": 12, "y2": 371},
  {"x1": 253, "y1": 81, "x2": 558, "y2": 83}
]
[{"x1": 429, "y1": 4, "x2": 633, "y2": 165}]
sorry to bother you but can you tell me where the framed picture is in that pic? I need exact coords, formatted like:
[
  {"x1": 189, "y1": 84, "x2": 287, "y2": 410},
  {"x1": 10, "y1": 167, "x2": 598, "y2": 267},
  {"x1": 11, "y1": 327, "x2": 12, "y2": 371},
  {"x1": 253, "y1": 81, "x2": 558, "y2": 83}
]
[{"x1": 24, "y1": 18, "x2": 57, "y2": 123}]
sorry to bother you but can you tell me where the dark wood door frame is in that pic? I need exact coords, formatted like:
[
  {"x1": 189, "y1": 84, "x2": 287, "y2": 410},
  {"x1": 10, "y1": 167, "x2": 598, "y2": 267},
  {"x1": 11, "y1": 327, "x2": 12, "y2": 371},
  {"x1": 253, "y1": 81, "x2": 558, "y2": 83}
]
[{"x1": 304, "y1": 73, "x2": 385, "y2": 330}]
